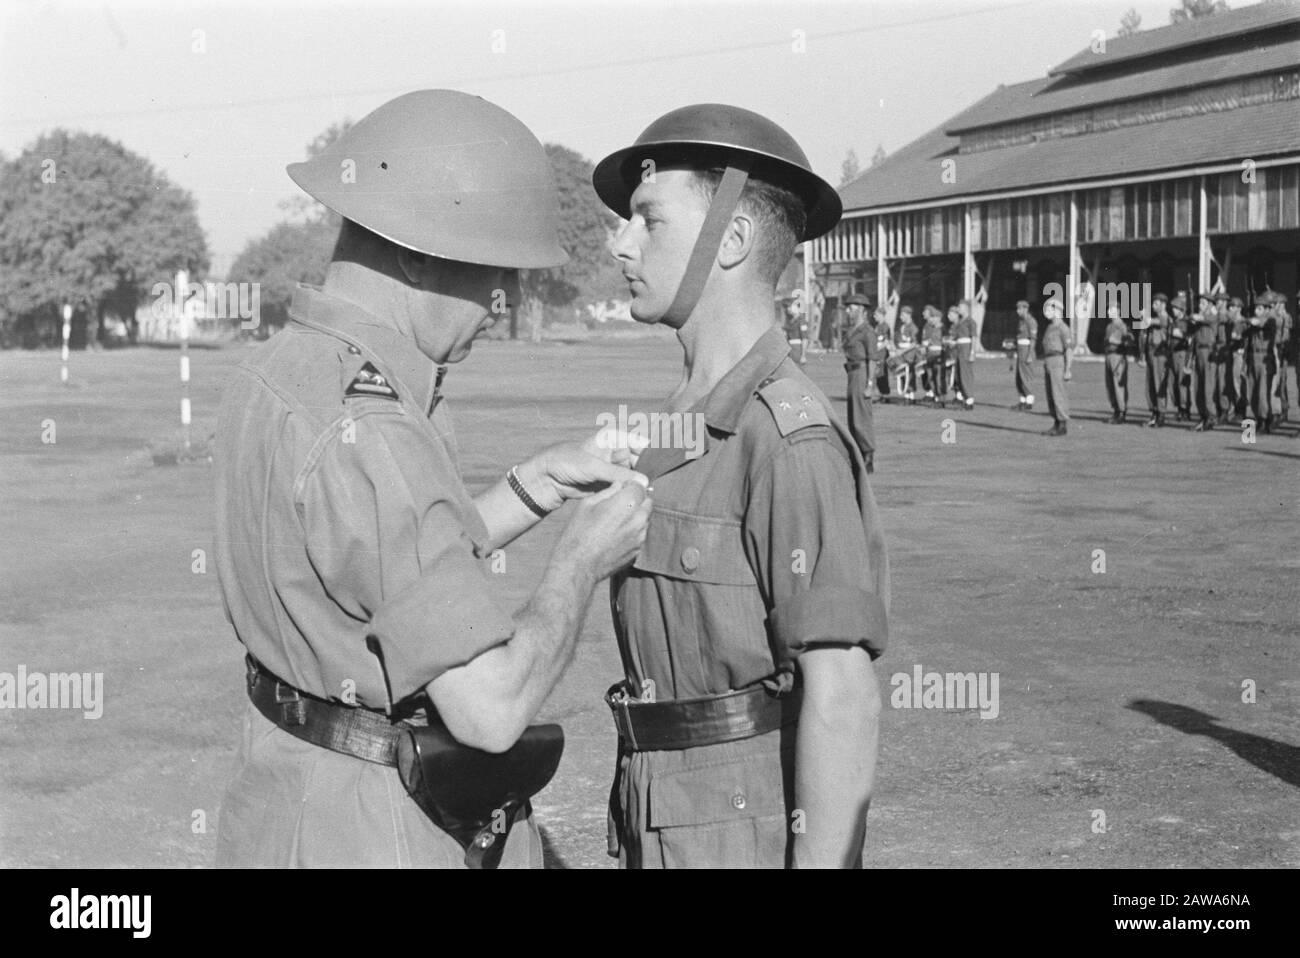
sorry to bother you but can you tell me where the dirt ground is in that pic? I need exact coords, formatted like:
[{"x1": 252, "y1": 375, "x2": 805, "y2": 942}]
[{"x1": 1, "y1": 338, "x2": 1296, "y2": 869}]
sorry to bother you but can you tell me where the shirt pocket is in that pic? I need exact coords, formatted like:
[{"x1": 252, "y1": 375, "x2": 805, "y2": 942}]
[
  {"x1": 647, "y1": 746, "x2": 791, "y2": 868},
  {"x1": 648, "y1": 750, "x2": 787, "y2": 828},
  {"x1": 632, "y1": 507, "x2": 753, "y2": 586}
]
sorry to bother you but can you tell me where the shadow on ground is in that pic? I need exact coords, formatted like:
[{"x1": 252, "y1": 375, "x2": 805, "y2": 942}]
[{"x1": 1127, "y1": 699, "x2": 1300, "y2": 789}]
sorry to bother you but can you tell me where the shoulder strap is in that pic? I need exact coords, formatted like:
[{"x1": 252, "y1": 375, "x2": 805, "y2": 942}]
[{"x1": 757, "y1": 377, "x2": 830, "y2": 437}]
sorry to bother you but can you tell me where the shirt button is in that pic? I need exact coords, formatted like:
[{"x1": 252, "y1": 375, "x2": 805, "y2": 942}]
[
  {"x1": 731, "y1": 792, "x2": 746, "y2": 810},
  {"x1": 347, "y1": 345, "x2": 361, "y2": 355},
  {"x1": 680, "y1": 546, "x2": 700, "y2": 573}
]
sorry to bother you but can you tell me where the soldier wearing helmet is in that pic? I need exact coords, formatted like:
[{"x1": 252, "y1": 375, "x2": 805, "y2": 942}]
[
  {"x1": 841, "y1": 291, "x2": 877, "y2": 468},
  {"x1": 593, "y1": 103, "x2": 889, "y2": 868},
  {"x1": 213, "y1": 90, "x2": 652, "y2": 868}
]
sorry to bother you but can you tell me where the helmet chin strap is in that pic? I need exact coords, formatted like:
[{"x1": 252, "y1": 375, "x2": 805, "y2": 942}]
[{"x1": 657, "y1": 158, "x2": 751, "y2": 329}]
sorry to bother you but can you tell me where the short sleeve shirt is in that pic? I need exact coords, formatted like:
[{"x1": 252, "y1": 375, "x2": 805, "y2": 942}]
[
  {"x1": 1043, "y1": 321, "x2": 1073, "y2": 356},
  {"x1": 611, "y1": 327, "x2": 890, "y2": 700},
  {"x1": 213, "y1": 285, "x2": 515, "y2": 712}
]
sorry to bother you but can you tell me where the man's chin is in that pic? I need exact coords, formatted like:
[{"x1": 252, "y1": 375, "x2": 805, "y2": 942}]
[{"x1": 629, "y1": 300, "x2": 665, "y2": 326}]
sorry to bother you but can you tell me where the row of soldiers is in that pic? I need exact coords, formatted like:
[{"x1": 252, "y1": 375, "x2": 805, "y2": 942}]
[
  {"x1": 1097, "y1": 289, "x2": 1295, "y2": 433},
  {"x1": 840, "y1": 294, "x2": 981, "y2": 409}
]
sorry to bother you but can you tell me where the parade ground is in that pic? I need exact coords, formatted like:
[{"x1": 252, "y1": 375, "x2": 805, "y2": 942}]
[{"x1": 1, "y1": 338, "x2": 1296, "y2": 869}]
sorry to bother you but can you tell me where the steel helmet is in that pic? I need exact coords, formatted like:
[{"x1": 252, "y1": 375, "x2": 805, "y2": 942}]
[
  {"x1": 287, "y1": 90, "x2": 567, "y2": 269},
  {"x1": 593, "y1": 105, "x2": 839, "y2": 327},
  {"x1": 593, "y1": 104, "x2": 841, "y2": 241}
]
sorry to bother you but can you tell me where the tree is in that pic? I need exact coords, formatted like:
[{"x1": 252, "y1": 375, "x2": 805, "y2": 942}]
[
  {"x1": 228, "y1": 120, "x2": 352, "y2": 335},
  {"x1": 228, "y1": 219, "x2": 337, "y2": 334},
  {"x1": 839, "y1": 148, "x2": 861, "y2": 188},
  {"x1": 1118, "y1": 8, "x2": 1142, "y2": 35},
  {"x1": 870, "y1": 144, "x2": 887, "y2": 168},
  {"x1": 1170, "y1": 0, "x2": 1229, "y2": 24},
  {"x1": 0, "y1": 130, "x2": 208, "y2": 347},
  {"x1": 518, "y1": 143, "x2": 619, "y2": 339}
]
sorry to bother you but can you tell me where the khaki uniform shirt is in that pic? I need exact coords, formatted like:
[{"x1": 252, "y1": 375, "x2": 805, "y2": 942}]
[
  {"x1": 608, "y1": 327, "x2": 889, "y2": 867},
  {"x1": 1043, "y1": 319, "x2": 1073, "y2": 356},
  {"x1": 212, "y1": 284, "x2": 537, "y2": 867}
]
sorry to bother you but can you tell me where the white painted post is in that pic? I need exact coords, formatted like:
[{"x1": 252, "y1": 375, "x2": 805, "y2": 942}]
[
  {"x1": 1197, "y1": 175, "x2": 1210, "y2": 294},
  {"x1": 802, "y1": 243, "x2": 813, "y2": 348},
  {"x1": 177, "y1": 270, "x2": 191, "y2": 450},
  {"x1": 61, "y1": 303, "x2": 71, "y2": 384},
  {"x1": 876, "y1": 217, "x2": 888, "y2": 308},
  {"x1": 963, "y1": 205, "x2": 976, "y2": 303},
  {"x1": 1068, "y1": 192, "x2": 1081, "y2": 348}
]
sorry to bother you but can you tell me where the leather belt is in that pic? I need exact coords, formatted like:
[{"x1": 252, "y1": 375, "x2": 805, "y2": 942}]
[
  {"x1": 245, "y1": 654, "x2": 406, "y2": 766},
  {"x1": 605, "y1": 682, "x2": 798, "y2": 752}
]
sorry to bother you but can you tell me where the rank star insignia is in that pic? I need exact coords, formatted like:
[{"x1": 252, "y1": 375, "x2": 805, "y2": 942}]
[
  {"x1": 778, "y1": 400, "x2": 792, "y2": 410},
  {"x1": 345, "y1": 361, "x2": 399, "y2": 401}
]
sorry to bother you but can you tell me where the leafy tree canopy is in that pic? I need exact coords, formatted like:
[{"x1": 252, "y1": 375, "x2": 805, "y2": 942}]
[{"x1": 0, "y1": 129, "x2": 208, "y2": 330}]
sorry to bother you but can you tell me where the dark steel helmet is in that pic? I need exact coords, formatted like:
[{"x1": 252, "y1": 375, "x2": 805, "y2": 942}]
[
  {"x1": 592, "y1": 104, "x2": 841, "y2": 241},
  {"x1": 287, "y1": 90, "x2": 567, "y2": 269}
]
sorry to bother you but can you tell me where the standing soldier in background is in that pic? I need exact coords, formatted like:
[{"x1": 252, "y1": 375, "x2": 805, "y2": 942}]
[
  {"x1": 1013, "y1": 299, "x2": 1036, "y2": 413},
  {"x1": 894, "y1": 305, "x2": 920, "y2": 405},
  {"x1": 1211, "y1": 291, "x2": 1232, "y2": 424},
  {"x1": 868, "y1": 306, "x2": 889, "y2": 401},
  {"x1": 943, "y1": 305, "x2": 961, "y2": 404},
  {"x1": 1143, "y1": 292, "x2": 1170, "y2": 428},
  {"x1": 922, "y1": 305, "x2": 946, "y2": 406},
  {"x1": 1041, "y1": 296, "x2": 1073, "y2": 437},
  {"x1": 951, "y1": 299, "x2": 977, "y2": 410},
  {"x1": 1271, "y1": 290, "x2": 1293, "y2": 426},
  {"x1": 1167, "y1": 293, "x2": 1192, "y2": 422},
  {"x1": 1102, "y1": 302, "x2": 1133, "y2": 424},
  {"x1": 1191, "y1": 292, "x2": 1220, "y2": 432},
  {"x1": 1243, "y1": 294, "x2": 1275, "y2": 433},
  {"x1": 1223, "y1": 295, "x2": 1249, "y2": 423},
  {"x1": 842, "y1": 293, "x2": 877, "y2": 472}
]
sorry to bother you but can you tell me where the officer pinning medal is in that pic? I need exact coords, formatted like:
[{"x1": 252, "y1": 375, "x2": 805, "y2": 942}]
[{"x1": 213, "y1": 90, "x2": 652, "y2": 869}]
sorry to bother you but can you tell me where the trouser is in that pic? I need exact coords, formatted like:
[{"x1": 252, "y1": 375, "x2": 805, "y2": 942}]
[
  {"x1": 1015, "y1": 349, "x2": 1034, "y2": 400},
  {"x1": 1230, "y1": 351, "x2": 1247, "y2": 415},
  {"x1": 898, "y1": 360, "x2": 917, "y2": 397},
  {"x1": 1168, "y1": 349, "x2": 1189, "y2": 411},
  {"x1": 1145, "y1": 350, "x2": 1167, "y2": 414},
  {"x1": 1104, "y1": 353, "x2": 1127, "y2": 415},
  {"x1": 1245, "y1": 354, "x2": 1272, "y2": 422},
  {"x1": 845, "y1": 365, "x2": 876, "y2": 458},
  {"x1": 1045, "y1": 354, "x2": 1069, "y2": 423},
  {"x1": 1213, "y1": 355, "x2": 1229, "y2": 417},
  {"x1": 926, "y1": 352, "x2": 945, "y2": 398},
  {"x1": 1194, "y1": 346, "x2": 1214, "y2": 421},
  {"x1": 216, "y1": 703, "x2": 542, "y2": 868},
  {"x1": 1278, "y1": 353, "x2": 1291, "y2": 420},
  {"x1": 608, "y1": 726, "x2": 795, "y2": 869},
  {"x1": 955, "y1": 350, "x2": 974, "y2": 401}
]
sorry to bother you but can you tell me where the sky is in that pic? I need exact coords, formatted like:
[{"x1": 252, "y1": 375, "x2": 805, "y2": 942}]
[{"x1": 0, "y1": 0, "x2": 1230, "y2": 276}]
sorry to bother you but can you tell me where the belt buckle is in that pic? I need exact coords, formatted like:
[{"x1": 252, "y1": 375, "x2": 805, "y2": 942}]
[{"x1": 275, "y1": 681, "x2": 307, "y2": 727}]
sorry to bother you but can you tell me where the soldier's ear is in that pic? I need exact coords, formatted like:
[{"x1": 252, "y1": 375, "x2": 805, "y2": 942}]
[{"x1": 718, "y1": 212, "x2": 755, "y2": 270}]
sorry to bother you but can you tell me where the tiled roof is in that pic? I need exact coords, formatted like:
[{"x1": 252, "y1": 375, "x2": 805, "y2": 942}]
[
  {"x1": 839, "y1": 99, "x2": 1300, "y2": 212},
  {"x1": 1050, "y1": 0, "x2": 1300, "y2": 76},
  {"x1": 945, "y1": 38, "x2": 1300, "y2": 133}
]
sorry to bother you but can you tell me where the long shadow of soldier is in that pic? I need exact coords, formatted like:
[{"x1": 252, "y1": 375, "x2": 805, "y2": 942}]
[{"x1": 1127, "y1": 699, "x2": 1300, "y2": 789}]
